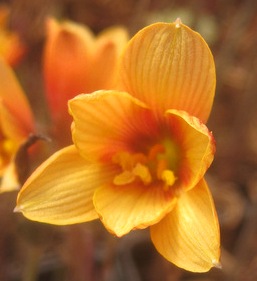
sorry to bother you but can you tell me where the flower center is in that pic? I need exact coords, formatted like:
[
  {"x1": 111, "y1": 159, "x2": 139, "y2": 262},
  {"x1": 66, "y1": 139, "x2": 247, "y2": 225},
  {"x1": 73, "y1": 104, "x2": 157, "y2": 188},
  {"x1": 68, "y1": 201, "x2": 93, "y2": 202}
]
[{"x1": 112, "y1": 139, "x2": 179, "y2": 191}]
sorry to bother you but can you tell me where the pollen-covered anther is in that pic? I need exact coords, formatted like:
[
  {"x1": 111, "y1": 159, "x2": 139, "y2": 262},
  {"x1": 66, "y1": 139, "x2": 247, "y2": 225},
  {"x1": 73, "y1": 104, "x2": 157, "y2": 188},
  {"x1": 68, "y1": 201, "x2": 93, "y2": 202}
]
[
  {"x1": 113, "y1": 170, "x2": 136, "y2": 185},
  {"x1": 161, "y1": 170, "x2": 177, "y2": 191},
  {"x1": 132, "y1": 163, "x2": 152, "y2": 185},
  {"x1": 113, "y1": 162, "x2": 152, "y2": 186},
  {"x1": 112, "y1": 140, "x2": 178, "y2": 189},
  {"x1": 113, "y1": 151, "x2": 153, "y2": 186}
]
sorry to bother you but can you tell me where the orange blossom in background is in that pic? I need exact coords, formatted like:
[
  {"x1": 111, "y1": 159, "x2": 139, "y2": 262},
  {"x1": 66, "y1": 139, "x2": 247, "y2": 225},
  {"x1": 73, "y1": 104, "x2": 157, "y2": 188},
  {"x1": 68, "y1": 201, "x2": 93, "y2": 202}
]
[
  {"x1": 0, "y1": 57, "x2": 34, "y2": 192},
  {"x1": 0, "y1": 5, "x2": 26, "y2": 66},
  {"x1": 43, "y1": 17, "x2": 128, "y2": 146}
]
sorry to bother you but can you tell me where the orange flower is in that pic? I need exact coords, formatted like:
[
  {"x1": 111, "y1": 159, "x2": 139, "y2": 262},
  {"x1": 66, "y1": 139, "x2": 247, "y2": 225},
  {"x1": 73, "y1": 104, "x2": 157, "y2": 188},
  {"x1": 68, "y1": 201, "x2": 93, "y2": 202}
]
[
  {"x1": 16, "y1": 20, "x2": 220, "y2": 272},
  {"x1": 0, "y1": 5, "x2": 26, "y2": 66},
  {"x1": 0, "y1": 57, "x2": 35, "y2": 192},
  {"x1": 43, "y1": 17, "x2": 128, "y2": 146}
]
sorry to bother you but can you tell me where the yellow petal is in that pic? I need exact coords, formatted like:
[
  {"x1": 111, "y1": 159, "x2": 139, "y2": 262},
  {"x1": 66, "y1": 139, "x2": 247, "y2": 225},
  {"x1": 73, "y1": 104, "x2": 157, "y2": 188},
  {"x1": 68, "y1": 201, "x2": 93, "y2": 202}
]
[
  {"x1": 119, "y1": 20, "x2": 215, "y2": 123},
  {"x1": 15, "y1": 145, "x2": 117, "y2": 225},
  {"x1": 150, "y1": 179, "x2": 220, "y2": 272},
  {"x1": 43, "y1": 17, "x2": 94, "y2": 144},
  {"x1": 69, "y1": 90, "x2": 157, "y2": 162},
  {"x1": 94, "y1": 182, "x2": 177, "y2": 237},
  {"x1": 0, "y1": 57, "x2": 34, "y2": 141},
  {"x1": 166, "y1": 109, "x2": 215, "y2": 191}
]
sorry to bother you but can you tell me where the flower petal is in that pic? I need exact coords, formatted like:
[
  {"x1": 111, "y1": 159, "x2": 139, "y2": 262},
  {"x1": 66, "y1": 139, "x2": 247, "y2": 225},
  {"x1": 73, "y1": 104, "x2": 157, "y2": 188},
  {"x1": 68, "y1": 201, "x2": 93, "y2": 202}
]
[
  {"x1": 15, "y1": 145, "x2": 117, "y2": 225},
  {"x1": 43, "y1": 18, "x2": 94, "y2": 143},
  {"x1": 44, "y1": 19, "x2": 128, "y2": 146},
  {"x1": 0, "y1": 57, "x2": 34, "y2": 141},
  {"x1": 89, "y1": 26, "x2": 128, "y2": 90},
  {"x1": 150, "y1": 179, "x2": 220, "y2": 272},
  {"x1": 0, "y1": 161, "x2": 19, "y2": 193},
  {"x1": 94, "y1": 182, "x2": 177, "y2": 237},
  {"x1": 69, "y1": 90, "x2": 158, "y2": 162},
  {"x1": 119, "y1": 20, "x2": 215, "y2": 123},
  {"x1": 44, "y1": 17, "x2": 94, "y2": 97},
  {"x1": 0, "y1": 6, "x2": 26, "y2": 66},
  {"x1": 166, "y1": 109, "x2": 215, "y2": 191}
]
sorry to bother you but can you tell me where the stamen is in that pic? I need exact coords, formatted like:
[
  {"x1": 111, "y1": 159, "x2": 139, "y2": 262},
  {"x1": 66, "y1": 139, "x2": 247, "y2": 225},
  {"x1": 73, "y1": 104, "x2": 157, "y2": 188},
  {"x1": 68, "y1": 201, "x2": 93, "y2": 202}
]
[
  {"x1": 148, "y1": 143, "x2": 164, "y2": 160},
  {"x1": 112, "y1": 152, "x2": 134, "y2": 170},
  {"x1": 156, "y1": 158, "x2": 168, "y2": 179},
  {"x1": 113, "y1": 171, "x2": 135, "y2": 185},
  {"x1": 133, "y1": 163, "x2": 152, "y2": 185},
  {"x1": 161, "y1": 170, "x2": 177, "y2": 191},
  {"x1": 112, "y1": 140, "x2": 179, "y2": 188}
]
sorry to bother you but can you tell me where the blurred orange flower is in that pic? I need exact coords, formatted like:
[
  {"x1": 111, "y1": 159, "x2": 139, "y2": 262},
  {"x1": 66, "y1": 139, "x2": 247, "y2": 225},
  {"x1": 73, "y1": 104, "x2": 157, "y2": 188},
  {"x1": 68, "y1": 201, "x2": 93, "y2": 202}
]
[
  {"x1": 43, "y1": 17, "x2": 128, "y2": 146},
  {"x1": 16, "y1": 20, "x2": 220, "y2": 272},
  {"x1": 0, "y1": 58, "x2": 35, "y2": 192},
  {"x1": 0, "y1": 5, "x2": 26, "y2": 66}
]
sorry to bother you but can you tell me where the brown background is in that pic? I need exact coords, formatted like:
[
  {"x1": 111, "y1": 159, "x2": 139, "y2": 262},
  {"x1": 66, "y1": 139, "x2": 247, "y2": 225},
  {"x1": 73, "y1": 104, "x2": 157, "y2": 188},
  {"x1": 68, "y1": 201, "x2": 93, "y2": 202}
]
[{"x1": 0, "y1": 0, "x2": 257, "y2": 280}]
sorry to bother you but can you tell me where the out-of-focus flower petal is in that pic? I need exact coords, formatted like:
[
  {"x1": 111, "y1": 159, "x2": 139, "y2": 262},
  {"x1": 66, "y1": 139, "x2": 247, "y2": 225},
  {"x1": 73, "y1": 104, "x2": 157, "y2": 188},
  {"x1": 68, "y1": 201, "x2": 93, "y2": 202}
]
[
  {"x1": 0, "y1": 57, "x2": 34, "y2": 141},
  {"x1": 150, "y1": 179, "x2": 220, "y2": 272},
  {"x1": 43, "y1": 17, "x2": 94, "y2": 141},
  {"x1": 15, "y1": 145, "x2": 117, "y2": 224},
  {"x1": 165, "y1": 109, "x2": 215, "y2": 191},
  {"x1": 0, "y1": 58, "x2": 34, "y2": 193},
  {"x1": 44, "y1": 18, "x2": 128, "y2": 146},
  {"x1": 0, "y1": 6, "x2": 26, "y2": 66},
  {"x1": 0, "y1": 161, "x2": 19, "y2": 193},
  {"x1": 94, "y1": 182, "x2": 177, "y2": 237},
  {"x1": 89, "y1": 26, "x2": 129, "y2": 89},
  {"x1": 69, "y1": 90, "x2": 158, "y2": 162},
  {"x1": 119, "y1": 20, "x2": 215, "y2": 123}
]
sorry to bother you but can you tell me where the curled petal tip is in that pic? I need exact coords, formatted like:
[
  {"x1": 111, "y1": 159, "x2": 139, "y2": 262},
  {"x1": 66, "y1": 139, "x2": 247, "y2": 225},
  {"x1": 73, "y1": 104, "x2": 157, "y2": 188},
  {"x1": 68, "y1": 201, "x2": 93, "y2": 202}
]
[
  {"x1": 212, "y1": 260, "x2": 222, "y2": 269},
  {"x1": 175, "y1": 18, "x2": 182, "y2": 28},
  {"x1": 13, "y1": 205, "x2": 22, "y2": 213}
]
